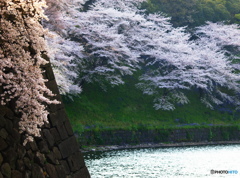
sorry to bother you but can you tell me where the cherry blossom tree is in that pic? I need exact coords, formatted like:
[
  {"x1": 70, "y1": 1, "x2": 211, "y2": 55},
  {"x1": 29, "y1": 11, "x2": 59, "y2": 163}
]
[
  {"x1": 196, "y1": 22, "x2": 240, "y2": 48},
  {"x1": 137, "y1": 22, "x2": 240, "y2": 110},
  {"x1": 0, "y1": 0, "x2": 59, "y2": 145},
  {"x1": 43, "y1": 0, "x2": 85, "y2": 95},
  {"x1": 44, "y1": 0, "x2": 240, "y2": 110},
  {"x1": 44, "y1": 0, "x2": 146, "y2": 90},
  {"x1": 46, "y1": 32, "x2": 83, "y2": 96}
]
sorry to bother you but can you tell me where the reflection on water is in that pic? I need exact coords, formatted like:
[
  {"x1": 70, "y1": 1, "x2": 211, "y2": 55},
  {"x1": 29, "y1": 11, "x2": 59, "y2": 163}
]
[{"x1": 84, "y1": 144, "x2": 240, "y2": 177}]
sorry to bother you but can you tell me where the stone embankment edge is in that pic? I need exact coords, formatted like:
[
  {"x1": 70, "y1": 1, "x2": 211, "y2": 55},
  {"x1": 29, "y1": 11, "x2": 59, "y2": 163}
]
[{"x1": 81, "y1": 141, "x2": 240, "y2": 152}]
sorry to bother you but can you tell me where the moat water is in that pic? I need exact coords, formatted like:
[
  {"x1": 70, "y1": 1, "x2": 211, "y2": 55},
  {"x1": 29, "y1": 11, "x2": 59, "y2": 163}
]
[{"x1": 84, "y1": 144, "x2": 240, "y2": 177}]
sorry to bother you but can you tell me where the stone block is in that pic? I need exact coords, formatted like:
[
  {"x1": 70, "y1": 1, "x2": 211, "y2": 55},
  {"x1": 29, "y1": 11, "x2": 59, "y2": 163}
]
[
  {"x1": 16, "y1": 159, "x2": 25, "y2": 172},
  {"x1": 22, "y1": 171, "x2": 31, "y2": 178},
  {"x1": 4, "y1": 108, "x2": 14, "y2": 119},
  {"x1": 0, "y1": 106, "x2": 7, "y2": 116},
  {"x1": 26, "y1": 150, "x2": 34, "y2": 160},
  {"x1": 50, "y1": 128, "x2": 61, "y2": 143},
  {"x1": 12, "y1": 117, "x2": 19, "y2": 129},
  {"x1": 23, "y1": 157, "x2": 32, "y2": 170},
  {"x1": 42, "y1": 129, "x2": 55, "y2": 148},
  {"x1": 45, "y1": 80, "x2": 60, "y2": 96},
  {"x1": 0, "y1": 116, "x2": 6, "y2": 127},
  {"x1": 55, "y1": 165, "x2": 67, "y2": 178},
  {"x1": 11, "y1": 170, "x2": 22, "y2": 178},
  {"x1": 0, "y1": 137, "x2": 8, "y2": 151},
  {"x1": 4, "y1": 119, "x2": 13, "y2": 135},
  {"x1": 6, "y1": 135, "x2": 16, "y2": 147},
  {"x1": 58, "y1": 136, "x2": 78, "y2": 159},
  {"x1": 0, "y1": 153, "x2": 2, "y2": 166},
  {"x1": 60, "y1": 160, "x2": 70, "y2": 175},
  {"x1": 57, "y1": 123, "x2": 68, "y2": 140},
  {"x1": 43, "y1": 121, "x2": 51, "y2": 129},
  {"x1": 11, "y1": 128, "x2": 20, "y2": 143},
  {"x1": 34, "y1": 152, "x2": 46, "y2": 166},
  {"x1": 0, "y1": 128, "x2": 8, "y2": 139},
  {"x1": 45, "y1": 163, "x2": 58, "y2": 178},
  {"x1": 73, "y1": 167, "x2": 91, "y2": 178},
  {"x1": 48, "y1": 103, "x2": 64, "y2": 113},
  {"x1": 64, "y1": 120, "x2": 74, "y2": 136},
  {"x1": 67, "y1": 151, "x2": 85, "y2": 172},
  {"x1": 4, "y1": 148, "x2": 17, "y2": 169},
  {"x1": 48, "y1": 109, "x2": 67, "y2": 127},
  {"x1": 46, "y1": 152, "x2": 59, "y2": 165},
  {"x1": 17, "y1": 145, "x2": 26, "y2": 159},
  {"x1": 31, "y1": 164, "x2": 45, "y2": 178},
  {"x1": 53, "y1": 147, "x2": 62, "y2": 160},
  {"x1": 38, "y1": 140, "x2": 49, "y2": 154},
  {"x1": 29, "y1": 140, "x2": 38, "y2": 152},
  {"x1": 1, "y1": 163, "x2": 11, "y2": 178},
  {"x1": 43, "y1": 66, "x2": 55, "y2": 81}
]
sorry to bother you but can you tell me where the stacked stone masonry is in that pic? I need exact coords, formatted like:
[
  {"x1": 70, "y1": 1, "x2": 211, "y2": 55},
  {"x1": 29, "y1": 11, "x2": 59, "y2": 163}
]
[
  {"x1": 0, "y1": 62, "x2": 90, "y2": 178},
  {"x1": 79, "y1": 127, "x2": 240, "y2": 146}
]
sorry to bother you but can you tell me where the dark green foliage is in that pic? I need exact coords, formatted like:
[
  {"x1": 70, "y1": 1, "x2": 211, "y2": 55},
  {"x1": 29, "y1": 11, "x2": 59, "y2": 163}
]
[
  {"x1": 141, "y1": 0, "x2": 240, "y2": 27},
  {"x1": 234, "y1": 13, "x2": 240, "y2": 24},
  {"x1": 208, "y1": 128, "x2": 213, "y2": 141}
]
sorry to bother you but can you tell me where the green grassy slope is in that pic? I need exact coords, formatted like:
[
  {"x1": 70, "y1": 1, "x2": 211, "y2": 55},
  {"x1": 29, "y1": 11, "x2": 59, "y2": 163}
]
[{"x1": 63, "y1": 74, "x2": 239, "y2": 133}]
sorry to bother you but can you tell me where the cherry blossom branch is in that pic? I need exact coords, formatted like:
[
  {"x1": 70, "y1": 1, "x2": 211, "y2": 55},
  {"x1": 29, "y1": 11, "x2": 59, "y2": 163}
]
[{"x1": 0, "y1": 0, "x2": 60, "y2": 145}]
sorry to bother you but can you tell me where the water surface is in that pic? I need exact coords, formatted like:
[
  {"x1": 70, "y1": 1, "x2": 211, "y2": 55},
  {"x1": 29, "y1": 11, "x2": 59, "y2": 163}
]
[{"x1": 84, "y1": 144, "x2": 240, "y2": 177}]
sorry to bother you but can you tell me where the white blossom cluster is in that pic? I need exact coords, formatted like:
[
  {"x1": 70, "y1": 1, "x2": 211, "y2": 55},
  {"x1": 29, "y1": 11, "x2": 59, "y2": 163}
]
[
  {"x1": 196, "y1": 22, "x2": 240, "y2": 48},
  {"x1": 44, "y1": 0, "x2": 83, "y2": 96},
  {"x1": 137, "y1": 21, "x2": 240, "y2": 110},
  {"x1": 0, "y1": 0, "x2": 60, "y2": 145},
  {"x1": 44, "y1": 0, "x2": 145, "y2": 91},
  {"x1": 46, "y1": 32, "x2": 83, "y2": 96}
]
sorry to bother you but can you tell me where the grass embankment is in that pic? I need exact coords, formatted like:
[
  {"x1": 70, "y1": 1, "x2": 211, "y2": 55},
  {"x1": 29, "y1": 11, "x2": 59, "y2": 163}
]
[{"x1": 63, "y1": 74, "x2": 240, "y2": 134}]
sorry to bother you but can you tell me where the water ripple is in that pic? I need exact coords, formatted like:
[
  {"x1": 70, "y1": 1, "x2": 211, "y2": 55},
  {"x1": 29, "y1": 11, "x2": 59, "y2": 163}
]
[{"x1": 84, "y1": 144, "x2": 240, "y2": 177}]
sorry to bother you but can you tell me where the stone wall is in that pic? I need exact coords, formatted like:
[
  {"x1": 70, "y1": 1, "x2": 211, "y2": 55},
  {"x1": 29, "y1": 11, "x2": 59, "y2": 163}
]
[
  {"x1": 0, "y1": 61, "x2": 90, "y2": 177},
  {"x1": 78, "y1": 126, "x2": 240, "y2": 146}
]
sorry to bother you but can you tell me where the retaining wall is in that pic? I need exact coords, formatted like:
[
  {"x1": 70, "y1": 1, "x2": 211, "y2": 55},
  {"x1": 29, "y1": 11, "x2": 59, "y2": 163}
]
[
  {"x1": 77, "y1": 126, "x2": 240, "y2": 146},
  {"x1": 0, "y1": 61, "x2": 90, "y2": 177}
]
